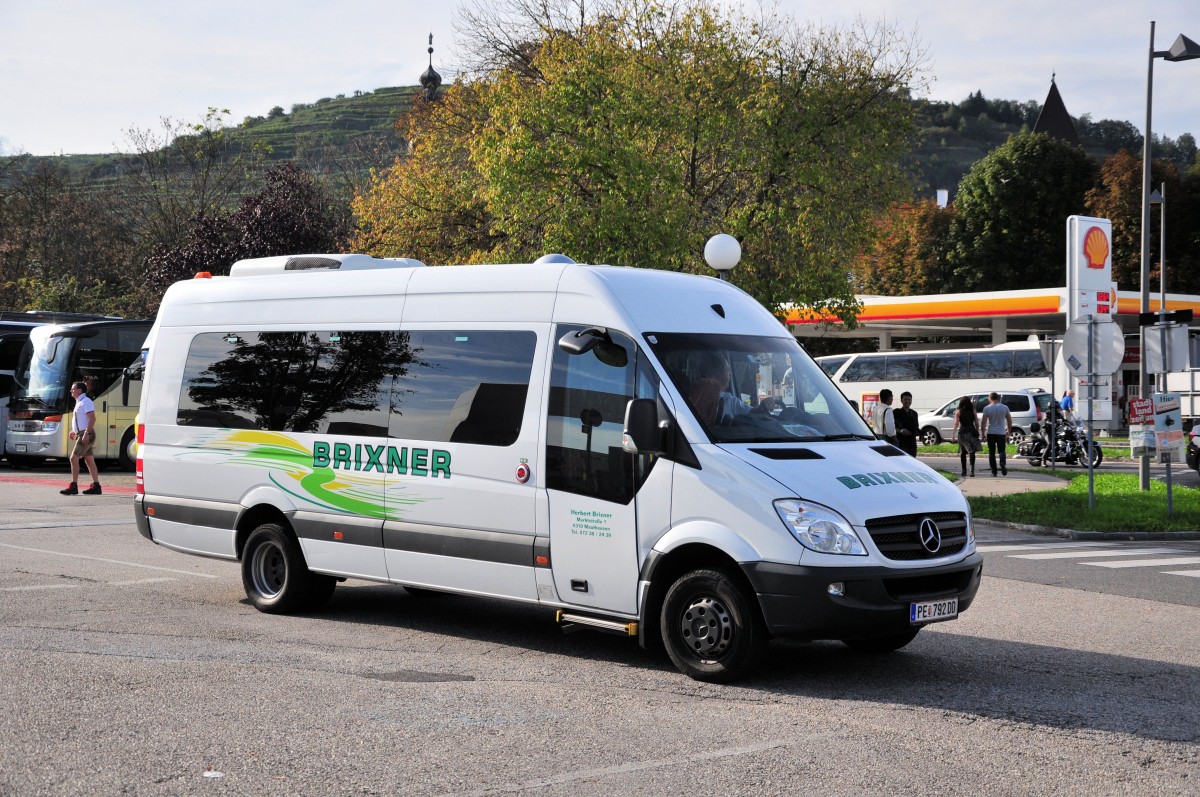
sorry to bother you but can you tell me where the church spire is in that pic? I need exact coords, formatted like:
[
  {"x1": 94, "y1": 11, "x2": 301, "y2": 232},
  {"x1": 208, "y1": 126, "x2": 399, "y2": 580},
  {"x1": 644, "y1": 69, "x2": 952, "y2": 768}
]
[
  {"x1": 1033, "y1": 75, "x2": 1080, "y2": 146},
  {"x1": 420, "y1": 33, "x2": 442, "y2": 101}
]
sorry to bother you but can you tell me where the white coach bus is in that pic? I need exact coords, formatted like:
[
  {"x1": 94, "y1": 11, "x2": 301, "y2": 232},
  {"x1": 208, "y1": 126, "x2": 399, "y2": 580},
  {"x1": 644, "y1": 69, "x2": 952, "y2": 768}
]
[
  {"x1": 815, "y1": 341, "x2": 1053, "y2": 416},
  {"x1": 134, "y1": 253, "x2": 982, "y2": 682}
]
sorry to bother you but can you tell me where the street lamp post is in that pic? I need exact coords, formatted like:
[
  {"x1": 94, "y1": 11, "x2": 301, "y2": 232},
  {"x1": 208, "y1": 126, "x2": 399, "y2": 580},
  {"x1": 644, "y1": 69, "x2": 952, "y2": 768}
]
[{"x1": 1138, "y1": 22, "x2": 1200, "y2": 490}]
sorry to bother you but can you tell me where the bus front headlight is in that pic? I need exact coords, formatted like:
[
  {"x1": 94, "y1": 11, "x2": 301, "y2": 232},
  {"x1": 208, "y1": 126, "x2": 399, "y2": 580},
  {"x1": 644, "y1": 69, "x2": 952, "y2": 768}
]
[{"x1": 773, "y1": 499, "x2": 866, "y2": 556}]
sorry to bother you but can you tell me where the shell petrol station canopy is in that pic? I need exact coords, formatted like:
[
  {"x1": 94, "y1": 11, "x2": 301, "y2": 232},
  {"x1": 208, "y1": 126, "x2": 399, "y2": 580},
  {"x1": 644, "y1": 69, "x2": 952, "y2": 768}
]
[{"x1": 782, "y1": 287, "x2": 1200, "y2": 346}]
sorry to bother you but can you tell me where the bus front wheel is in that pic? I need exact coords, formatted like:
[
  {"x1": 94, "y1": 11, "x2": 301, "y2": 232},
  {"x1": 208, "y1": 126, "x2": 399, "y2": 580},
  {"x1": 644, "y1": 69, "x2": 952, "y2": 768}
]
[
  {"x1": 117, "y1": 428, "x2": 137, "y2": 471},
  {"x1": 660, "y1": 568, "x2": 767, "y2": 683}
]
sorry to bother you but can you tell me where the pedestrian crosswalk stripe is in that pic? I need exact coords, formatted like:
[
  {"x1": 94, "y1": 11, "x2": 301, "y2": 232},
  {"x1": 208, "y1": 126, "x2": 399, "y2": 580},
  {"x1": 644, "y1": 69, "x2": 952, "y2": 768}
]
[
  {"x1": 1161, "y1": 570, "x2": 1200, "y2": 578},
  {"x1": 1084, "y1": 557, "x2": 1200, "y2": 569},
  {"x1": 1008, "y1": 547, "x2": 1187, "y2": 560},
  {"x1": 976, "y1": 543, "x2": 1113, "y2": 554}
]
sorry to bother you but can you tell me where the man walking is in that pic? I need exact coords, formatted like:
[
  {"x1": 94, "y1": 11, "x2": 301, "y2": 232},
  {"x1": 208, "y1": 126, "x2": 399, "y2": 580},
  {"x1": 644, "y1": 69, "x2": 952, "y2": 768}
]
[
  {"x1": 61, "y1": 381, "x2": 102, "y2": 496},
  {"x1": 982, "y1": 392, "x2": 1012, "y2": 476}
]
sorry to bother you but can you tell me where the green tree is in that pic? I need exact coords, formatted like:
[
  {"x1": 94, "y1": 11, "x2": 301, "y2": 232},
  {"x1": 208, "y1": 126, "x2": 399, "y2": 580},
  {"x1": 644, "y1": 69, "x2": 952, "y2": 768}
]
[
  {"x1": 947, "y1": 132, "x2": 1095, "y2": 291},
  {"x1": 354, "y1": 0, "x2": 926, "y2": 321}
]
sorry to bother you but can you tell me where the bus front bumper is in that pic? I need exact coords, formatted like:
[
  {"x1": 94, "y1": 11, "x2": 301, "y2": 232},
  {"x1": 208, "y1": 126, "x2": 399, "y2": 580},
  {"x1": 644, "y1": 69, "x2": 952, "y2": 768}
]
[{"x1": 741, "y1": 552, "x2": 983, "y2": 641}]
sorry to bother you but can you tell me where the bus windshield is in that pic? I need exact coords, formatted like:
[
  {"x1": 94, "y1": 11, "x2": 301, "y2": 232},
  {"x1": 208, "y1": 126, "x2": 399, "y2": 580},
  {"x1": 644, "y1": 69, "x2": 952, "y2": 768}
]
[
  {"x1": 645, "y1": 332, "x2": 874, "y2": 444},
  {"x1": 10, "y1": 328, "x2": 75, "y2": 411}
]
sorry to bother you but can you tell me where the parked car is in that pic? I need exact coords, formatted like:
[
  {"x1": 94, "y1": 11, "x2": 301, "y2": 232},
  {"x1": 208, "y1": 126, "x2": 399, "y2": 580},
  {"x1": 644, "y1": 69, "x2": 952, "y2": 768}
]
[{"x1": 917, "y1": 389, "x2": 1054, "y2": 446}]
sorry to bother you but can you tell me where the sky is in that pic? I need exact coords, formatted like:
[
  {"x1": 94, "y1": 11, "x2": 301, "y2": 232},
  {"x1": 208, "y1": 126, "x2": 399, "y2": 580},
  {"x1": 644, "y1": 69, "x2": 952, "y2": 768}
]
[{"x1": 1, "y1": 0, "x2": 1197, "y2": 157}]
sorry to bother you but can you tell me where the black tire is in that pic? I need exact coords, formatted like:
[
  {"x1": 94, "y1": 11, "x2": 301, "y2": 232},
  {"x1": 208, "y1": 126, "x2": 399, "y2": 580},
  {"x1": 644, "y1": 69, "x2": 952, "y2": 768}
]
[
  {"x1": 842, "y1": 629, "x2": 920, "y2": 653},
  {"x1": 117, "y1": 428, "x2": 137, "y2": 472},
  {"x1": 660, "y1": 568, "x2": 767, "y2": 683},
  {"x1": 1087, "y1": 443, "x2": 1103, "y2": 468},
  {"x1": 1027, "y1": 455, "x2": 1044, "y2": 467},
  {"x1": 919, "y1": 427, "x2": 941, "y2": 447},
  {"x1": 241, "y1": 523, "x2": 335, "y2": 613}
]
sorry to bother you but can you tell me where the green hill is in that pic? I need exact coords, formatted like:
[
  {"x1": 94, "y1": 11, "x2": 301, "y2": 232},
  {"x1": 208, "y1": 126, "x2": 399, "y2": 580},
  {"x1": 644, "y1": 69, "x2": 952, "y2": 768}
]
[{"x1": 3, "y1": 85, "x2": 1192, "y2": 202}]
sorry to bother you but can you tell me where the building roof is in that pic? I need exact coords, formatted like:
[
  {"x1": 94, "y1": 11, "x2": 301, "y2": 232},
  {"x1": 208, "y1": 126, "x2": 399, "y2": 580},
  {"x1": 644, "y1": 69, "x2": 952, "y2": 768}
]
[{"x1": 1033, "y1": 77, "x2": 1080, "y2": 146}]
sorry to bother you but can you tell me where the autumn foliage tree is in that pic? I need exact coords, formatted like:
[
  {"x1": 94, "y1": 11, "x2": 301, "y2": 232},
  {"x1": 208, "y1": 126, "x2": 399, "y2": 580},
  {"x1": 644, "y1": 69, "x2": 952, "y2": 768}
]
[
  {"x1": 1084, "y1": 150, "x2": 1200, "y2": 294},
  {"x1": 353, "y1": 0, "x2": 927, "y2": 321},
  {"x1": 852, "y1": 200, "x2": 956, "y2": 295}
]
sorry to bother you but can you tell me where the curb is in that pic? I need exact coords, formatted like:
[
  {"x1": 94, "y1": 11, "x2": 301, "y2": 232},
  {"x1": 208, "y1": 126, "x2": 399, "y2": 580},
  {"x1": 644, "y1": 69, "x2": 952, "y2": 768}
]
[{"x1": 973, "y1": 519, "x2": 1200, "y2": 541}]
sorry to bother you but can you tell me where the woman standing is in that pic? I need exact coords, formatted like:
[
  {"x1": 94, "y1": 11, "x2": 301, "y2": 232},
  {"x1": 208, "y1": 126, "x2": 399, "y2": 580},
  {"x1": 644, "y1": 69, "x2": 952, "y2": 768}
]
[{"x1": 952, "y1": 396, "x2": 980, "y2": 477}]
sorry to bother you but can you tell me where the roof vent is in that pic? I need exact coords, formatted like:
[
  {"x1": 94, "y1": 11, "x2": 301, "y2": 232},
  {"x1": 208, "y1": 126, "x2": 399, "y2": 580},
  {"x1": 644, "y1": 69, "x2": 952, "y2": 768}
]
[
  {"x1": 534, "y1": 253, "x2": 576, "y2": 265},
  {"x1": 285, "y1": 256, "x2": 343, "y2": 271}
]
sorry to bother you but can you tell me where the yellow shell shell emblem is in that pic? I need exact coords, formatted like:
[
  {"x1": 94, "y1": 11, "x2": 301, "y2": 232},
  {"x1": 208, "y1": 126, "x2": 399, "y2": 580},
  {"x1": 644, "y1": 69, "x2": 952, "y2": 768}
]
[{"x1": 1083, "y1": 226, "x2": 1109, "y2": 269}]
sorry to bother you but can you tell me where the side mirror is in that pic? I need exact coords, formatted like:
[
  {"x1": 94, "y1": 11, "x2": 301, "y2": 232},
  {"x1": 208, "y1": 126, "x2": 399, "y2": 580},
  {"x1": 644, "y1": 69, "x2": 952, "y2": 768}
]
[
  {"x1": 558, "y1": 327, "x2": 628, "y2": 368},
  {"x1": 623, "y1": 398, "x2": 664, "y2": 454}
]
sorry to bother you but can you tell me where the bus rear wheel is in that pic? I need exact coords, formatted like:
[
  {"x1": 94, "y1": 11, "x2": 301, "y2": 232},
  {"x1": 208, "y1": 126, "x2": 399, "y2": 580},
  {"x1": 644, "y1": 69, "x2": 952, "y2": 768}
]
[{"x1": 241, "y1": 523, "x2": 335, "y2": 613}]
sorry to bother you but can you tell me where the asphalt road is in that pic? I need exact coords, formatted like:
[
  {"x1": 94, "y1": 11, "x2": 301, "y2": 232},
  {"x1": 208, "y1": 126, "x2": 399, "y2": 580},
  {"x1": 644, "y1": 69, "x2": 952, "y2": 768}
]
[{"x1": 1, "y1": 472, "x2": 1197, "y2": 796}]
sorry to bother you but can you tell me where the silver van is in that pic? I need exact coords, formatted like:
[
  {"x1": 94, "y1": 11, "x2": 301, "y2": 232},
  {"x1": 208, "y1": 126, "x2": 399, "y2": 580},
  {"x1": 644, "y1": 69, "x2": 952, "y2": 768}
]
[{"x1": 917, "y1": 389, "x2": 1053, "y2": 446}]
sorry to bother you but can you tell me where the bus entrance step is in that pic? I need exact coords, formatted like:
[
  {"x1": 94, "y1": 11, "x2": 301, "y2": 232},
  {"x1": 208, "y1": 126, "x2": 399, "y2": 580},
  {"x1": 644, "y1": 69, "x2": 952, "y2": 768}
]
[{"x1": 555, "y1": 610, "x2": 638, "y2": 637}]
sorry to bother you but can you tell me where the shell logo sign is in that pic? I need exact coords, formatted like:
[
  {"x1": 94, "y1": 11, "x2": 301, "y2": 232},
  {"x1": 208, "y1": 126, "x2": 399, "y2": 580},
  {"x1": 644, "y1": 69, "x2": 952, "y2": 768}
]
[{"x1": 1083, "y1": 226, "x2": 1109, "y2": 269}]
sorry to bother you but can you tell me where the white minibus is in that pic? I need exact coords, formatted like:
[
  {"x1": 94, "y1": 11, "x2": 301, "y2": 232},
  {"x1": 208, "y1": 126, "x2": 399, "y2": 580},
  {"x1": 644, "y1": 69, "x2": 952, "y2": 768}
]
[{"x1": 134, "y1": 253, "x2": 982, "y2": 682}]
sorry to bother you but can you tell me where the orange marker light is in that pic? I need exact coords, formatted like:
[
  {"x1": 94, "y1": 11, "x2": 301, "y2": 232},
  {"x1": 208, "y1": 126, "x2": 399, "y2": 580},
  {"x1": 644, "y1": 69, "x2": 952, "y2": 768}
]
[
  {"x1": 333, "y1": 530, "x2": 344, "y2": 540},
  {"x1": 194, "y1": 271, "x2": 212, "y2": 279}
]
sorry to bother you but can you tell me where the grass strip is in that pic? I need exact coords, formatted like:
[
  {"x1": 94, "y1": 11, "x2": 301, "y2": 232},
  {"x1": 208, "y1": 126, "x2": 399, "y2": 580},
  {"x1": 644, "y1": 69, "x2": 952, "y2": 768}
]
[{"x1": 969, "y1": 473, "x2": 1200, "y2": 532}]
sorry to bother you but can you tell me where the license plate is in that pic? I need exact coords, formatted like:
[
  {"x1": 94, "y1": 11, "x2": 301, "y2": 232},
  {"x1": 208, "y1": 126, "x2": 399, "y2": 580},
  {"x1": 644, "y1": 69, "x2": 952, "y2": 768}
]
[
  {"x1": 910, "y1": 598, "x2": 958, "y2": 624},
  {"x1": 15, "y1": 444, "x2": 27, "y2": 453}
]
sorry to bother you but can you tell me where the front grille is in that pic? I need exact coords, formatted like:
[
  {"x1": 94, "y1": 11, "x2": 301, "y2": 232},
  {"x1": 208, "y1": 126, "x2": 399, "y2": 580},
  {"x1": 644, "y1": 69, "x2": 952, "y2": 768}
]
[{"x1": 864, "y1": 511, "x2": 968, "y2": 561}]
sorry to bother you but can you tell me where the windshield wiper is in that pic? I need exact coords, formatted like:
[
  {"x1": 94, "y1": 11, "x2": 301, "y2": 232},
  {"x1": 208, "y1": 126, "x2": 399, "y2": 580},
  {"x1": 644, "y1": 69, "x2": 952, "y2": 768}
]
[{"x1": 818, "y1": 433, "x2": 875, "y2": 441}]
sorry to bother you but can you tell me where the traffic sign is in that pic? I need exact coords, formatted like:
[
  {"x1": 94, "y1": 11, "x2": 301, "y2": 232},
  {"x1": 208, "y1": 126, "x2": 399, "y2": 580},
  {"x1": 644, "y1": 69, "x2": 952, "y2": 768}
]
[{"x1": 1062, "y1": 315, "x2": 1125, "y2": 376}]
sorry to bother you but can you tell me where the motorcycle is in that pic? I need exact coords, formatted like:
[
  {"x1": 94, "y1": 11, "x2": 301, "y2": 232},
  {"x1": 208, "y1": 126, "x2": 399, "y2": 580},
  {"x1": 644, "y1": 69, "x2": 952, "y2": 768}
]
[{"x1": 1018, "y1": 418, "x2": 1103, "y2": 468}]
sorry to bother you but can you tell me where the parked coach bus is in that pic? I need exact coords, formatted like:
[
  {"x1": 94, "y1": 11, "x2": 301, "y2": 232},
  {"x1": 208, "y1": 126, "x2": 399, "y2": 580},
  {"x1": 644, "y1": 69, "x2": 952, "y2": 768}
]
[
  {"x1": 0, "y1": 312, "x2": 121, "y2": 462},
  {"x1": 7, "y1": 318, "x2": 150, "y2": 468},
  {"x1": 815, "y1": 340, "x2": 1052, "y2": 421}
]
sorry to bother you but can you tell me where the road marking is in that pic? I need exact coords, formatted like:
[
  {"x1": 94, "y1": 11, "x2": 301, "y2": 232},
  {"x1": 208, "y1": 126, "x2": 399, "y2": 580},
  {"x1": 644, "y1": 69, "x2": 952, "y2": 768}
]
[
  {"x1": 0, "y1": 584, "x2": 82, "y2": 592},
  {"x1": 108, "y1": 577, "x2": 177, "y2": 585},
  {"x1": 0, "y1": 543, "x2": 219, "y2": 578},
  {"x1": 1009, "y1": 548, "x2": 1187, "y2": 560},
  {"x1": 438, "y1": 740, "x2": 793, "y2": 797},
  {"x1": 976, "y1": 543, "x2": 1114, "y2": 553},
  {"x1": 1162, "y1": 570, "x2": 1200, "y2": 578},
  {"x1": 1084, "y1": 557, "x2": 1200, "y2": 569},
  {"x1": 0, "y1": 519, "x2": 132, "y2": 530}
]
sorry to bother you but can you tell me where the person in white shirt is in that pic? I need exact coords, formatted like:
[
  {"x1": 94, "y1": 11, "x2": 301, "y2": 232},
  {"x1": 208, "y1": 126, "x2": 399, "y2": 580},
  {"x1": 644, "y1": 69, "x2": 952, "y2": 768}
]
[
  {"x1": 61, "y1": 381, "x2": 102, "y2": 496},
  {"x1": 872, "y1": 389, "x2": 897, "y2": 444}
]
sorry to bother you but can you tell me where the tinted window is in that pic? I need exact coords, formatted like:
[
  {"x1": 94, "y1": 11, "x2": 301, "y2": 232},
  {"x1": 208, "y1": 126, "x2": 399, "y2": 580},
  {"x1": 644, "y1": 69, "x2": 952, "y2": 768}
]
[
  {"x1": 389, "y1": 330, "x2": 537, "y2": 446},
  {"x1": 816, "y1": 355, "x2": 849, "y2": 378},
  {"x1": 547, "y1": 326, "x2": 655, "y2": 504},
  {"x1": 178, "y1": 330, "x2": 414, "y2": 434},
  {"x1": 1003, "y1": 395, "x2": 1030, "y2": 413},
  {"x1": 178, "y1": 329, "x2": 537, "y2": 444},
  {"x1": 927, "y1": 353, "x2": 968, "y2": 379},
  {"x1": 841, "y1": 355, "x2": 885, "y2": 382},
  {"x1": 1014, "y1": 350, "x2": 1050, "y2": 377},
  {"x1": 886, "y1": 354, "x2": 926, "y2": 381},
  {"x1": 969, "y1": 351, "x2": 1013, "y2": 379}
]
